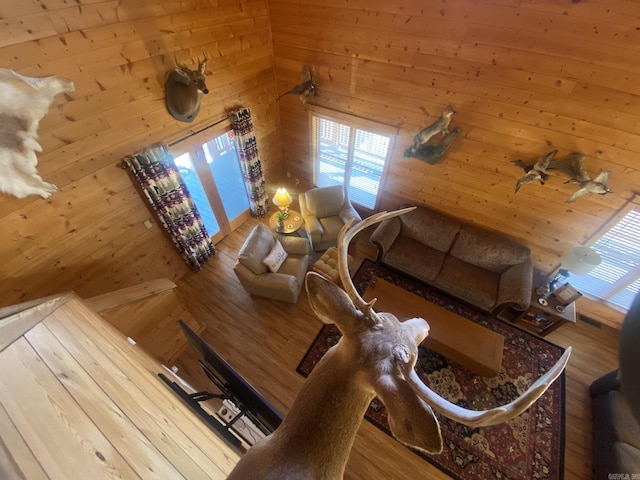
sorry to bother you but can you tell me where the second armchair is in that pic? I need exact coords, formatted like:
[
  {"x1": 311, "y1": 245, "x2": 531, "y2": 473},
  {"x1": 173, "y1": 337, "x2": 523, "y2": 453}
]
[{"x1": 299, "y1": 185, "x2": 361, "y2": 251}]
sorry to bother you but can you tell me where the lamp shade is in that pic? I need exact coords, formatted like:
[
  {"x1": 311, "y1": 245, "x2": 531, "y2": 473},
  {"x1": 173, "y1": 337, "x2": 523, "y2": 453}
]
[
  {"x1": 272, "y1": 188, "x2": 292, "y2": 208},
  {"x1": 561, "y1": 245, "x2": 601, "y2": 275}
]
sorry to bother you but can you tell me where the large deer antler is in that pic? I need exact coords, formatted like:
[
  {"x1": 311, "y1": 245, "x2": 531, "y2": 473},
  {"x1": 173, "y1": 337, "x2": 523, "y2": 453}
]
[
  {"x1": 337, "y1": 208, "x2": 571, "y2": 429},
  {"x1": 228, "y1": 209, "x2": 571, "y2": 479},
  {"x1": 337, "y1": 207, "x2": 417, "y2": 327}
]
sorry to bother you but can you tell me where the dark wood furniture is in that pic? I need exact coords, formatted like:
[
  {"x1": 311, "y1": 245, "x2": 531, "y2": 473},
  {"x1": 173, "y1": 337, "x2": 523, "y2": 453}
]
[
  {"x1": 363, "y1": 277, "x2": 504, "y2": 377},
  {"x1": 497, "y1": 272, "x2": 577, "y2": 337}
]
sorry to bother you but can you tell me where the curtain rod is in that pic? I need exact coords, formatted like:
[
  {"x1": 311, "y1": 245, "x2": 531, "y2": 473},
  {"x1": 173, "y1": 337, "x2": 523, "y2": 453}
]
[
  {"x1": 168, "y1": 114, "x2": 231, "y2": 147},
  {"x1": 118, "y1": 114, "x2": 232, "y2": 169}
]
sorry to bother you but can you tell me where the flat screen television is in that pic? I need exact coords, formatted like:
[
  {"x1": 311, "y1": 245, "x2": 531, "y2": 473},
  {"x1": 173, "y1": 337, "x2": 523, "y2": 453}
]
[{"x1": 177, "y1": 320, "x2": 283, "y2": 436}]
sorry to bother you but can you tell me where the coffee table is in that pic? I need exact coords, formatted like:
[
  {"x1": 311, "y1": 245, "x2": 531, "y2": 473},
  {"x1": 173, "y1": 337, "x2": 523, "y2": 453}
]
[{"x1": 363, "y1": 277, "x2": 504, "y2": 377}]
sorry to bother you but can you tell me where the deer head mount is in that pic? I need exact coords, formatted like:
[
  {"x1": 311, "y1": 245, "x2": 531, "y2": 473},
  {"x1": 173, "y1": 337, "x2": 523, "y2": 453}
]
[
  {"x1": 164, "y1": 54, "x2": 209, "y2": 123},
  {"x1": 227, "y1": 208, "x2": 571, "y2": 480}
]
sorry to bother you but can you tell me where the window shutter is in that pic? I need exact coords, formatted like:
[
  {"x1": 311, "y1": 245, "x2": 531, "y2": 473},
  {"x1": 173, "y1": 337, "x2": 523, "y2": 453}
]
[{"x1": 570, "y1": 208, "x2": 640, "y2": 311}]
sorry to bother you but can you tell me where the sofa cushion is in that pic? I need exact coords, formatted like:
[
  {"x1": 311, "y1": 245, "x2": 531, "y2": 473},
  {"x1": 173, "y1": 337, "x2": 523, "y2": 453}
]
[
  {"x1": 400, "y1": 206, "x2": 462, "y2": 253},
  {"x1": 262, "y1": 240, "x2": 288, "y2": 273},
  {"x1": 385, "y1": 236, "x2": 445, "y2": 283},
  {"x1": 613, "y1": 442, "x2": 640, "y2": 475},
  {"x1": 602, "y1": 390, "x2": 640, "y2": 448},
  {"x1": 238, "y1": 223, "x2": 275, "y2": 275},
  {"x1": 436, "y1": 255, "x2": 499, "y2": 311},
  {"x1": 449, "y1": 225, "x2": 531, "y2": 273},
  {"x1": 305, "y1": 185, "x2": 345, "y2": 218}
]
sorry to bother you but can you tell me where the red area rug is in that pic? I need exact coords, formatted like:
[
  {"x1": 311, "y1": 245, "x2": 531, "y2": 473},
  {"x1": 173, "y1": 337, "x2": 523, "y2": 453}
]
[{"x1": 298, "y1": 260, "x2": 566, "y2": 480}]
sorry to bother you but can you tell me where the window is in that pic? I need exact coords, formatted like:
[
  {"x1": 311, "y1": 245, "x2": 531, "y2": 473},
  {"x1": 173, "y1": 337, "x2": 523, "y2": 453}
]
[
  {"x1": 171, "y1": 129, "x2": 250, "y2": 243},
  {"x1": 311, "y1": 108, "x2": 395, "y2": 210},
  {"x1": 569, "y1": 206, "x2": 640, "y2": 312}
]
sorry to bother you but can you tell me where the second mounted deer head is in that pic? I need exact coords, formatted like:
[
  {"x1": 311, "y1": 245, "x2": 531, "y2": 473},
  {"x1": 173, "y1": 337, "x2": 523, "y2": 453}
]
[
  {"x1": 165, "y1": 53, "x2": 209, "y2": 123},
  {"x1": 227, "y1": 208, "x2": 571, "y2": 480}
]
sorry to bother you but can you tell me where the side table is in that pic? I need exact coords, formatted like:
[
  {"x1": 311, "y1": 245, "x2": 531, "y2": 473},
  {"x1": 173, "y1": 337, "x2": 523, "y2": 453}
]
[
  {"x1": 269, "y1": 210, "x2": 304, "y2": 235},
  {"x1": 508, "y1": 273, "x2": 577, "y2": 337}
]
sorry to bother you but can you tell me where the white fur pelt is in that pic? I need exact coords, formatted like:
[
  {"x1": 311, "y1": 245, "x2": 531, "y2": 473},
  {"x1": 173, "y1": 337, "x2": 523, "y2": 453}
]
[{"x1": 0, "y1": 68, "x2": 74, "y2": 198}]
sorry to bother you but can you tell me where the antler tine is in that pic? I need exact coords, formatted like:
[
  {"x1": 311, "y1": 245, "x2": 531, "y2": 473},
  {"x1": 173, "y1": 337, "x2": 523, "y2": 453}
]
[
  {"x1": 404, "y1": 347, "x2": 571, "y2": 427},
  {"x1": 338, "y1": 207, "x2": 416, "y2": 325}
]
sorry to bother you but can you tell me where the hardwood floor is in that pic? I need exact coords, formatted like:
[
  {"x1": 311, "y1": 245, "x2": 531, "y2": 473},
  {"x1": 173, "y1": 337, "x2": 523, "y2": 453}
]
[{"x1": 174, "y1": 217, "x2": 620, "y2": 480}]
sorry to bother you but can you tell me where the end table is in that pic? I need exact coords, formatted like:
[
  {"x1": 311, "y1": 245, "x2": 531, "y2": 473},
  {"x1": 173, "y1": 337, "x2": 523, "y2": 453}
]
[
  {"x1": 269, "y1": 210, "x2": 304, "y2": 235},
  {"x1": 513, "y1": 273, "x2": 577, "y2": 336}
]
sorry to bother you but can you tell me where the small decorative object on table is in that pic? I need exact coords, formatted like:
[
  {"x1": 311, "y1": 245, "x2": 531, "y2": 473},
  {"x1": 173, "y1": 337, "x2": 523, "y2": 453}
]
[
  {"x1": 511, "y1": 272, "x2": 577, "y2": 336},
  {"x1": 275, "y1": 211, "x2": 287, "y2": 230},
  {"x1": 552, "y1": 283, "x2": 583, "y2": 306},
  {"x1": 269, "y1": 209, "x2": 304, "y2": 235}
]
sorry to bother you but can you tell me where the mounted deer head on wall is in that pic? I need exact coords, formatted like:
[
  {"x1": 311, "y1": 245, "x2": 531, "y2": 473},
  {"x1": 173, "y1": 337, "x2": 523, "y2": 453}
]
[
  {"x1": 0, "y1": 67, "x2": 74, "y2": 199},
  {"x1": 227, "y1": 208, "x2": 572, "y2": 480},
  {"x1": 164, "y1": 53, "x2": 209, "y2": 123}
]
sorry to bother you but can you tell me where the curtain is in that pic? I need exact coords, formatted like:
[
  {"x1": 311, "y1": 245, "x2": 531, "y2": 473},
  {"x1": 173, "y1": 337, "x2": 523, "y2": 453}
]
[
  {"x1": 229, "y1": 107, "x2": 269, "y2": 217},
  {"x1": 123, "y1": 142, "x2": 215, "y2": 269}
]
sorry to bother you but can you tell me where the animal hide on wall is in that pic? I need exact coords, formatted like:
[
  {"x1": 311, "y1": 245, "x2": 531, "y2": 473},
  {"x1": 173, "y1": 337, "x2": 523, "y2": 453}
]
[{"x1": 0, "y1": 68, "x2": 75, "y2": 199}]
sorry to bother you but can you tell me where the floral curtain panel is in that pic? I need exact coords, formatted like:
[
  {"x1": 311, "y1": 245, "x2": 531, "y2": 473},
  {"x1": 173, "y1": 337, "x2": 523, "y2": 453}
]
[
  {"x1": 229, "y1": 107, "x2": 269, "y2": 217},
  {"x1": 123, "y1": 142, "x2": 215, "y2": 269}
]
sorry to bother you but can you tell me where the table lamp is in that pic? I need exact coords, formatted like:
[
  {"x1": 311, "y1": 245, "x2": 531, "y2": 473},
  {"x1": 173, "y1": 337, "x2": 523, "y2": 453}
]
[
  {"x1": 272, "y1": 187, "x2": 292, "y2": 216},
  {"x1": 549, "y1": 245, "x2": 602, "y2": 291}
]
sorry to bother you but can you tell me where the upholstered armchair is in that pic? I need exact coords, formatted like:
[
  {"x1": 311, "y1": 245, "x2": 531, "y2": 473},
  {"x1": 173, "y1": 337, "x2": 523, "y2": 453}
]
[
  {"x1": 299, "y1": 185, "x2": 361, "y2": 251},
  {"x1": 233, "y1": 223, "x2": 310, "y2": 303}
]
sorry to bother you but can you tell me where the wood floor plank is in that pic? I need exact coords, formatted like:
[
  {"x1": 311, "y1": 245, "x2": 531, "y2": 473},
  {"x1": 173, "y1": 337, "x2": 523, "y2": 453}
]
[
  {"x1": 0, "y1": 402, "x2": 47, "y2": 480},
  {"x1": 44, "y1": 297, "x2": 239, "y2": 477},
  {"x1": 0, "y1": 336, "x2": 140, "y2": 479},
  {"x1": 24, "y1": 322, "x2": 187, "y2": 480}
]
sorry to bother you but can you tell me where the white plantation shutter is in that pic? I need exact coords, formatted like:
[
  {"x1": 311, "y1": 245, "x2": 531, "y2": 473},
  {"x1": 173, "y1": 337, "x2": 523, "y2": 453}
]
[
  {"x1": 311, "y1": 108, "x2": 395, "y2": 211},
  {"x1": 570, "y1": 208, "x2": 640, "y2": 312}
]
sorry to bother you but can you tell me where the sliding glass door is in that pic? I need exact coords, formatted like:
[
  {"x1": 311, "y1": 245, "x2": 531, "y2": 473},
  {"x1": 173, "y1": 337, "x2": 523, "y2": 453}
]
[{"x1": 172, "y1": 130, "x2": 250, "y2": 243}]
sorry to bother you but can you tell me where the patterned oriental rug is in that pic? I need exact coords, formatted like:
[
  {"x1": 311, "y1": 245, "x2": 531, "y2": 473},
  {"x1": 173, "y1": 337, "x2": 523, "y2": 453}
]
[{"x1": 297, "y1": 260, "x2": 566, "y2": 480}]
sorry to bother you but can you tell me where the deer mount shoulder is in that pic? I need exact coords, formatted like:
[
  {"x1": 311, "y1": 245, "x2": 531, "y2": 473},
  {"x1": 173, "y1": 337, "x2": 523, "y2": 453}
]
[
  {"x1": 165, "y1": 54, "x2": 209, "y2": 123},
  {"x1": 0, "y1": 68, "x2": 74, "y2": 199}
]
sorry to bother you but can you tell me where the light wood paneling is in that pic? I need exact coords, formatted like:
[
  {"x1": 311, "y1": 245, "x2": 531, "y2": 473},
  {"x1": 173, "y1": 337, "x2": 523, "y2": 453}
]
[
  {"x1": 0, "y1": 294, "x2": 240, "y2": 479},
  {"x1": 2, "y1": 0, "x2": 633, "y2": 326},
  {"x1": 270, "y1": 0, "x2": 639, "y2": 326},
  {"x1": 0, "y1": 0, "x2": 283, "y2": 307}
]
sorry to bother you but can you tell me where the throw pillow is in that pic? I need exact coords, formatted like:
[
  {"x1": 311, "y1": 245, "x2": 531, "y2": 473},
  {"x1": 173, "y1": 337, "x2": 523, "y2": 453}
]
[{"x1": 262, "y1": 240, "x2": 288, "y2": 273}]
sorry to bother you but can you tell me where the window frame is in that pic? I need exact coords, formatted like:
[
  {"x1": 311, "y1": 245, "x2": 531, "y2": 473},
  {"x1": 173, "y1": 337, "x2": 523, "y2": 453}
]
[
  {"x1": 309, "y1": 106, "x2": 397, "y2": 212},
  {"x1": 169, "y1": 125, "x2": 251, "y2": 244},
  {"x1": 572, "y1": 198, "x2": 640, "y2": 313}
]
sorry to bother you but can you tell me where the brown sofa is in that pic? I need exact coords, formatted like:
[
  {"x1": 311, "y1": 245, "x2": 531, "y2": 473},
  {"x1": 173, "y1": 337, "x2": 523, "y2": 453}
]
[{"x1": 370, "y1": 205, "x2": 533, "y2": 314}]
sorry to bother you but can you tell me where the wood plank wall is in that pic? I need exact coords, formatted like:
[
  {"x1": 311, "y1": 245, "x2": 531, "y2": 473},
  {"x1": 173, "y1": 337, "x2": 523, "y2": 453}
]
[
  {"x1": 270, "y1": 0, "x2": 640, "y2": 325},
  {"x1": 0, "y1": 0, "x2": 283, "y2": 306}
]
